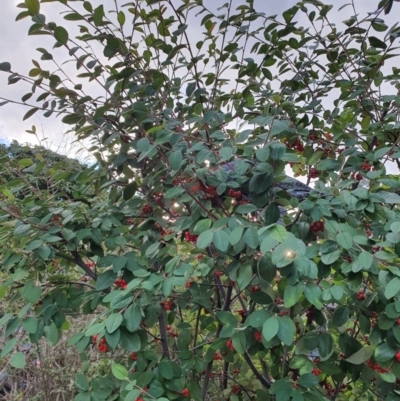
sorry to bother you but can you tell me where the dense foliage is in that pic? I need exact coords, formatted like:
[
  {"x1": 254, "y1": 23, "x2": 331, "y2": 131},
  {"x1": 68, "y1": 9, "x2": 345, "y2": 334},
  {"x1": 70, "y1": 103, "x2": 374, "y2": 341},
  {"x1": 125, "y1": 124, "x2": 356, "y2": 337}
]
[{"x1": 1, "y1": 0, "x2": 400, "y2": 400}]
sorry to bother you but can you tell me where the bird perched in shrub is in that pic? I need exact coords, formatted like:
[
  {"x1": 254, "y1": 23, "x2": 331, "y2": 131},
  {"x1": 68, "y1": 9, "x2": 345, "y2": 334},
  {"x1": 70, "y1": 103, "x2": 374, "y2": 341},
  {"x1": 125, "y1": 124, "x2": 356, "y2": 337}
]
[{"x1": 187, "y1": 160, "x2": 318, "y2": 223}]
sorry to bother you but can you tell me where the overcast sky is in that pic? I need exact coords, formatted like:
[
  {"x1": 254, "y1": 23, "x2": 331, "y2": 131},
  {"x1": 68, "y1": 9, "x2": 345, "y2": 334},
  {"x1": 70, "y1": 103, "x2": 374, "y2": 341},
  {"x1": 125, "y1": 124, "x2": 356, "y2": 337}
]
[{"x1": 0, "y1": 0, "x2": 396, "y2": 154}]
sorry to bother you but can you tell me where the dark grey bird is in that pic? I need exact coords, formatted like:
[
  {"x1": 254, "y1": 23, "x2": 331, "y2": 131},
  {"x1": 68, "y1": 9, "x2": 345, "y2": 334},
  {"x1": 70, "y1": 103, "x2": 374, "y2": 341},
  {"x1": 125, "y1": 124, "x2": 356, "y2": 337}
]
[{"x1": 208, "y1": 160, "x2": 314, "y2": 201}]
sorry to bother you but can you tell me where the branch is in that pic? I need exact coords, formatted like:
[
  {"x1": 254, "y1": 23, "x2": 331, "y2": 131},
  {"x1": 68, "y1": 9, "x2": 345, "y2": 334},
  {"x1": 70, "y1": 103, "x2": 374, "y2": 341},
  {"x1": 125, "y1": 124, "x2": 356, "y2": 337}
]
[
  {"x1": 201, "y1": 285, "x2": 233, "y2": 401},
  {"x1": 158, "y1": 314, "x2": 171, "y2": 360},
  {"x1": 243, "y1": 352, "x2": 271, "y2": 389}
]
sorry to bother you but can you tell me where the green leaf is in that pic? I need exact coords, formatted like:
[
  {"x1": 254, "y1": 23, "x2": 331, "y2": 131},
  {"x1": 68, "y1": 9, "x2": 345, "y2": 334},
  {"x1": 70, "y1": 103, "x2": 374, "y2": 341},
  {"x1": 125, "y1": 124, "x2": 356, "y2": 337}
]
[
  {"x1": 385, "y1": 277, "x2": 400, "y2": 299},
  {"x1": 304, "y1": 283, "x2": 322, "y2": 309},
  {"x1": 284, "y1": 283, "x2": 305, "y2": 308},
  {"x1": 23, "y1": 107, "x2": 39, "y2": 121},
  {"x1": 358, "y1": 251, "x2": 373, "y2": 269},
  {"x1": 85, "y1": 323, "x2": 105, "y2": 336},
  {"x1": 124, "y1": 303, "x2": 142, "y2": 332},
  {"x1": 237, "y1": 264, "x2": 253, "y2": 290},
  {"x1": 111, "y1": 364, "x2": 128, "y2": 380},
  {"x1": 0, "y1": 62, "x2": 11, "y2": 72},
  {"x1": 277, "y1": 316, "x2": 295, "y2": 345},
  {"x1": 96, "y1": 271, "x2": 117, "y2": 291},
  {"x1": 332, "y1": 306, "x2": 349, "y2": 327},
  {"x1": 93, "y1": 5, "x2": 104, "y2": 26},
  {"x1": 123, "y1": 181, "x2": 138, "y2": 200},
  {"x1": 106, "y1": 313, "x2": 123, "y2": 333},
  {"x1": 25, "y1": 0, "x2": 40, "y2": 15},
  {"x1": 229, "y1": 226, "x2": 244, "y2": 246},
  {"x1": 236, "y1": 203, "x2": 257, "y2": 214},
  {"x1": 1, "y1": 337, "x2": 18, "y2": 357},
  {"x1": 232, "y1": 331, "x2": 246, "y2": 354},
  {"x1": 269, "y1": 225, "x2": 287, "y2": 242},
  {"x1": 298, "y1": 373, "x2": 319, "y2": 388},
  {"x1": 10, "y1": 352, "x2": 26, "y2": 369},
  {"x1": 346, "y1": 345, "x2": 375, "y2": 365},
  {"x1": 193, "y1": 219, "x2": 212, "y2": 235},
  {"x1": 262, "y1": 316, "x2": 279, "y2": 341},
  {"x1": 159, "y1": 361, "x2": 174, "y2": 379},
  {"x1": 368, "y1": 36, "x2": 387, "y2": 49},
  {"x1": 23, "y1": 317, "x2": 38, "y2": 334},
  {"x1": 213, "y1": 230, "x2": 229, "y2": 252},
  {"x1": 75, "y1": 373, "x2": 89, "y2": 391},
  {"x1": 320, "y1": 249, "x2": 341, "y2": 265},
  {"x1": 117, "y1": 11, "x2": 126, "y2": 26},
  {"x1": 54, "y1": 26, "x2": 69, "y2": 45},
  {"x1": 44, "y1": 322, "x2": 59, "y2": 345},
  {"x1": 375, "y1": 343, "x2": 396, "y2": 362},
  {"x1": 336, "y1": 231, "x2": 353, "y2": 249},
  {"x1": 196, "y1": 230, "x2": 213, "y2": 249},
  {"x1": 168, "y1": 151, "x2": 182, "y2": 171},
  {"x1": 246, "y1": 310, "x2": 270, "y2": 328}
]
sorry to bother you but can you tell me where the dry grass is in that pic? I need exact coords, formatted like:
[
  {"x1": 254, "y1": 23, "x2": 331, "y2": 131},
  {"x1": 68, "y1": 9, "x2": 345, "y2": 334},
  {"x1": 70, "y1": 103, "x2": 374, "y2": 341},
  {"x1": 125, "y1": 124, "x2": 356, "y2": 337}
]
[{"x1": 1, "y1": 331, "x2": 83, "y2": 401}]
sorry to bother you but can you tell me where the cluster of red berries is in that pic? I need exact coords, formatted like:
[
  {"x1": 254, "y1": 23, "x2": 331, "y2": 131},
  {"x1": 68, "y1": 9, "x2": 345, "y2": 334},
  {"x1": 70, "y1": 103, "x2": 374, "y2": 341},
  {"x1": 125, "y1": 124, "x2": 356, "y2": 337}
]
[
  {"x1": 236, "y1": 309, "x2": 246, "y2": 316},
  {"x1": 213, "y1": 352, "x2": 223, "y2": 361},
  {"x1": 130, "y1": 352, "x2": 137, "y2": 360},
  {"x1": 92, "y1": 335, "x2": 107, "y2": 353},
  {"x1": 322, "y1": 146, "x2": 333, "y2": 156},
  {"x1": 366, "y1": 359, "x2": 392, "y2": 373},
  {"x1": 114, "y1": 278, "x2": 127, "y2": 289},
  {"x1": 161, "y1": 228, "x2": 173, "y2": 236},
  {"x1": 356, "y1": 290, "x2": 365, "y2": 300},
  {"x1": 350, "y1": 172, "x2": 363, "y2": 180},
  {"x1": 85, "y1": 261, "x2": 95, "y2": 268},
  {"x1": 80, "y1": 275, "x2": 88, "y2": 282},
  {"x1": 360, "y1": 160, "x2": 372, "y2": 171},
  {"x1": 183, "y1": 231, "x2": 198, "y2": 243},
  {"x1": 310, "y1": 221, "x2": 324, "y2": 232},
  {"x1": 253, "y1": 332, "x2": 262, "y2": 342},
  {"x1": 152, "y1": 192, "x2": 163, "y2": 203},
  {"x1": 160, "y1": 300, "x2": 172, "y2": 311},
  {"x1": 364, "y1": 223, "x2": 372, "y2": 237},
  {"x1": 285, "y1": 139, "x2": 304, "y2": 152},
  {"x1": 311, "y1": 368, "x2": 322, "y2": 376},
  {"x1": 233, "y1": 369, "x2": 240, "y2": 375},
  {"x1": 309, "y1": 134, "x2": 317, "y2": 141},
  {"x1": 226, "y1": 340, "x2": 234, "y2": 351},
  {"x1": 227, "y1": 189, "x2": 242, "y2": 198},
  {"x1": 395, "y1": 352, "x2": 400, "y2": 362},
  {"x1": 308, "y1": 168, "x2": 319, "y2": 179},
  {"x1": 181, "y1": 389, "x2": 190, "y2": 397},
  {"x1": 249, "y1": 285, "x2": 260, "y2": 293},
  {"x1": 231, "y1": 385, "x2": 242, "y2": 395},
  {"x1": 141, "y1": 204, "x2": 152, "y2": 214},
  {"x1": 125, "y1": 218, "x2": 135, "y2": 225}
]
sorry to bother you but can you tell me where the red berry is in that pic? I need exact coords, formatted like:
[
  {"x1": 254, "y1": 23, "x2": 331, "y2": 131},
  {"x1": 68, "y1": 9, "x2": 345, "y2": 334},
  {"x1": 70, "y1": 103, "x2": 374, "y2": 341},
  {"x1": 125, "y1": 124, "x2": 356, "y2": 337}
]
[
  {"x1": 181, "y1": 389, "x2": 190, "y2": 397},
  {"x1": 395, "y1": 351, "x2": 400, "y2": 362}
]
